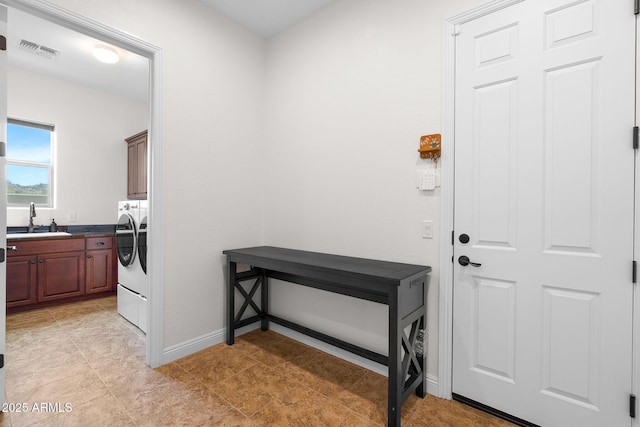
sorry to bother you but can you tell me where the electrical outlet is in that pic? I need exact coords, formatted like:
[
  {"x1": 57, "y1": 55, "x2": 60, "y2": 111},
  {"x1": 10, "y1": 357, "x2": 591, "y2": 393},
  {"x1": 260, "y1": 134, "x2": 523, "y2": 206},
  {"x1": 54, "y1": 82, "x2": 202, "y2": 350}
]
[{"x1": 67, "y1": 212, "x2": 76, "y2": 222}]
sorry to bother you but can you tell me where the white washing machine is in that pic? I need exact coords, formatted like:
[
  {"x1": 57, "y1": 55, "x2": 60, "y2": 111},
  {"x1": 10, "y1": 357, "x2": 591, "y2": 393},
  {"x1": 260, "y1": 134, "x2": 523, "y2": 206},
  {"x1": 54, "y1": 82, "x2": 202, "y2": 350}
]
[{"x1": 116, "y1": 200, "x2": 148, "y2": 333}]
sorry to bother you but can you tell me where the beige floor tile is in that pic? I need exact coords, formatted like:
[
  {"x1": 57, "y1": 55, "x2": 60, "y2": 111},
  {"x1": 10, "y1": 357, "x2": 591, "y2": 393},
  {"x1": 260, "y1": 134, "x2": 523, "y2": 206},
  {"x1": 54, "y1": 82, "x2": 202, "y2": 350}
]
[
  {"x1": 210, "y1": 363, "x2": 314, "y2": 416},
  {"x1": 0, "y1": 411, "x2": 11, "y2": 427},
  {"x1": 5, "y1": 296, "x2": 514, "y2": 427},
  {"x1": 235, "y1": 332, "x2": 322, "y2": 367},
  {"x1": 335, "y1": 369, "x2": 388, "y2": 424},
  {"x1": 6, "y1": 309, "x2": 55, "y2": 330},
  {"x1": 176, "y1": 345, "x2": 259, "y2": 385},
  {"x1": 29, "y1": 395, "x2": 133, "y2": 427},
  {"x1": 253, "y1": 392, "x2": 353, "y2": 427},
  {"x1": 286, "y1": 351, "x2": 368, "y2": 398},
  {"x1": 125, "y1": 381, "x2": 242, "y2": 427},
  {"x1": 73, "y1": 331, "x2": 146, "y2": 363},
  {"x1": 404, "y1": 394, "x2": 516, "y2": 427},
  {"x1": 11, "y1": 369, "x2": 110, "y2": 407},
  {"x1": 96, "y1": 366, "x2": 181, "y2": 411},
  {"x1": 235, "y1": 328, "x2": 287, "y2": 348},
  {"x1": 339, "y1": 412, "x2": 385, "y2": 427},
  {"x1": 6, "y1": 358, "x2": 95, "y2": 403},
  {"x1": 6, "y1": 325, "x2": 69, "y2": 351},
  {"x1": 9, "y1": 408, "x2": 58, "y2": 427}
]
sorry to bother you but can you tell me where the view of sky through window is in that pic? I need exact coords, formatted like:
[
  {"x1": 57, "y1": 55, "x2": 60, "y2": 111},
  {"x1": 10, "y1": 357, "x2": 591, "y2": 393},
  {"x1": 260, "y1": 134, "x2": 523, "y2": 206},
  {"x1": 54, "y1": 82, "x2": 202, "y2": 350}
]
[{"x1": 7, "y1": 121, "x2": 53, "y2": 206}]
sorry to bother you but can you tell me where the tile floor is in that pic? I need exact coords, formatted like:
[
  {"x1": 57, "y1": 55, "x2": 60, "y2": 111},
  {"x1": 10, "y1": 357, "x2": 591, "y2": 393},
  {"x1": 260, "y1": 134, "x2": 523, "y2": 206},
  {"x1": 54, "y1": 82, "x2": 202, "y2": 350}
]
[{"x1": 2, "y1": 296, "x2": 514, "y2": 426}]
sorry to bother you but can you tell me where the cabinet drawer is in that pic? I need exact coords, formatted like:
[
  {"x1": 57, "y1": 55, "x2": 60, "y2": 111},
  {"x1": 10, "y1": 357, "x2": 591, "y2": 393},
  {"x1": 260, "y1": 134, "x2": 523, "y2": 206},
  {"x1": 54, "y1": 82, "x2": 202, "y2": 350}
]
[
  {"x1": 86, "y1": 236, "x2": 113, "y2": 250},
  {"x1": 7, "y1": 238, "x2": 85, "y2": 256}
]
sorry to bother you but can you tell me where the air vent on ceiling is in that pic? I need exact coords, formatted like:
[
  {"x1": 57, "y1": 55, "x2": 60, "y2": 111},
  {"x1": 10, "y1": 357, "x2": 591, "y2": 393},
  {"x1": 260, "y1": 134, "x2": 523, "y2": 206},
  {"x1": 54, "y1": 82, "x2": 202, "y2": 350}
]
[{"x1": 19, "y1": 39, "x2": 60, "y2": 60}]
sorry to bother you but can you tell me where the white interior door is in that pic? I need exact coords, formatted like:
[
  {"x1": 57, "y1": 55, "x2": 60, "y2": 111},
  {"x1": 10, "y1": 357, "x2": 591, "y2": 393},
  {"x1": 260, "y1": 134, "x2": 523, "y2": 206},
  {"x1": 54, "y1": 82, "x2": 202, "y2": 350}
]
[
  {"x1": 452, "y1": 1, "x2": 635, "y2": 426},
  {"x1": 0, "y1": 3, "x2": 7, "y2": 405}
]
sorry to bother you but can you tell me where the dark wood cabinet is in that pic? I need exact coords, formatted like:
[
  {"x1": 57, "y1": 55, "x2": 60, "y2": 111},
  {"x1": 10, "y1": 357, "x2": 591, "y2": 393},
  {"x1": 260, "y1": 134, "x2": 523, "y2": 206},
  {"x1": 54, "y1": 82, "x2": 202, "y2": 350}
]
[
  {"x1": 6, "y1": 235, "x2": 117, "y2": 312},
  {"x1": 85, "y1": 237, "x2": 115, "y2": 294},
  {"x1": 37, "y1": 251, "x2": 85, "y2": 302},
  {"x1": 6, "y1": 255, "x2": 37, "y2": 308},
  {"x1": 126, "y1": 130, "x2": 147, "y2": 200}
]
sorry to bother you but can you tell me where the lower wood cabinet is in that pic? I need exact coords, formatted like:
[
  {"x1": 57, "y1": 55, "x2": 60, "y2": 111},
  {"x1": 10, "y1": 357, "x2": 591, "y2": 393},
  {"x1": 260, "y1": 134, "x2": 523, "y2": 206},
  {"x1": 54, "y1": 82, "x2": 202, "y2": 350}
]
[
  {"x1": 6, "y1": 255, "x2": 37, "y2": 308},
  {"x1": 37, "y1": 251, "x2": 86, "y2": 302},
  {"x1": 85, "y1": 237, "x2": 114, "y2": 294},
  {"x1": 6, "y1": 235, "x2": 116, "y2": 311}
]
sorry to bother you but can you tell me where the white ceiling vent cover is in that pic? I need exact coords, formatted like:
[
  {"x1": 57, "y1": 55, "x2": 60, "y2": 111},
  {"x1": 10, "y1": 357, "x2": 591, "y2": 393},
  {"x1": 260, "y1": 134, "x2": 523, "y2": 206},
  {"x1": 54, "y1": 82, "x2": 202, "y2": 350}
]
[{"x1": 19, "y1": 39, "x2": 60, "y2": 60}]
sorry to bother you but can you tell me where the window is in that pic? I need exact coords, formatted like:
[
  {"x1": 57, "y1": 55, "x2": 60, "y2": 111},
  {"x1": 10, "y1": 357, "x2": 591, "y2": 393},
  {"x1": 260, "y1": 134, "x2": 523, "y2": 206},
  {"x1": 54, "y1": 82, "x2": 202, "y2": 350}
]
[{"x1": 7, "y1": 118, "x2": 54, "y2": 207}]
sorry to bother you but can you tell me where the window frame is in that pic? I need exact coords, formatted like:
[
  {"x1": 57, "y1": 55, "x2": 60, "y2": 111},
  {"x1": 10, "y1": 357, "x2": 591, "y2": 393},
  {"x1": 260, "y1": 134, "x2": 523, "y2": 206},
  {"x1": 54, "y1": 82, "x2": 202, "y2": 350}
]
[{"x1": 7, "y1": 118, "x2": 55, "y2": 208}]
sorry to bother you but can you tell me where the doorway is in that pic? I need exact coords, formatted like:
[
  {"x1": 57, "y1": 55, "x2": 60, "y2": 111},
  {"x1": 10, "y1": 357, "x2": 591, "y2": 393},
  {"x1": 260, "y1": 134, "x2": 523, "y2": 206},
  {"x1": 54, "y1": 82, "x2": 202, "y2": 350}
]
[
  {"x1": 0, "y1": 0, "x2": 164, "y2": 369},
  {"x1": 441, "y1": 0, "x2": 636, "y2": 426}
]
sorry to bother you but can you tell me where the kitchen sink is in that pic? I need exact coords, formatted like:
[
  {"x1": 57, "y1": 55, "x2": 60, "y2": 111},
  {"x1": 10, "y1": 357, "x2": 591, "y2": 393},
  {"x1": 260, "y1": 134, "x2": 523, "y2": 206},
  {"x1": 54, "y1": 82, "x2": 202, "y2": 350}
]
[{"x1": 7, "y1": 232, "x2": 72, "y2": 239}]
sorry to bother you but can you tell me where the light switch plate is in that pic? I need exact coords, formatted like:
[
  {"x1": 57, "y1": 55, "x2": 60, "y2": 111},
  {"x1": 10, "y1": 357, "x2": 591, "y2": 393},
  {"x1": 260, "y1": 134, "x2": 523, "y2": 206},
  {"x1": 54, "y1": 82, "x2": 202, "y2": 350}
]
[{"x1": 422, "y1": 220, "x2": 433, "y2": 239}]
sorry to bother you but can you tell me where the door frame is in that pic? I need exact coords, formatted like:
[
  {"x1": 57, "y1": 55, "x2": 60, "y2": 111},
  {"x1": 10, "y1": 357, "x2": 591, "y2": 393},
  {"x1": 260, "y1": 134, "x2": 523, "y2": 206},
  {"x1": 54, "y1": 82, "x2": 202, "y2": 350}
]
[
  {"x1": 0, "y1": 0, "x2": 165, "y2": 368},
  {"x1": 439, "y1": 2, "x2": 639, "y2": 423}
]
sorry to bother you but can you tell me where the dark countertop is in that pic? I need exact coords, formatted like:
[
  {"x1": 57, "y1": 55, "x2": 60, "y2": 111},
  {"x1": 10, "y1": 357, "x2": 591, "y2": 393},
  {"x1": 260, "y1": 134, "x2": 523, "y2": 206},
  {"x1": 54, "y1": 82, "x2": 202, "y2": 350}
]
[{"x1": 7, "y1": 224, "x2": 116, "y2": 237}]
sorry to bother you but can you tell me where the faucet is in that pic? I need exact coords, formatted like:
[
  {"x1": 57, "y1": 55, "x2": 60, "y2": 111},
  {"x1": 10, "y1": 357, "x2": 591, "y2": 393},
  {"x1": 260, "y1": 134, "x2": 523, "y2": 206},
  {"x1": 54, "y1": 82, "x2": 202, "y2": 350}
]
[{"x1": 28, "y1": 202, "x2": 36, "y2": 233}]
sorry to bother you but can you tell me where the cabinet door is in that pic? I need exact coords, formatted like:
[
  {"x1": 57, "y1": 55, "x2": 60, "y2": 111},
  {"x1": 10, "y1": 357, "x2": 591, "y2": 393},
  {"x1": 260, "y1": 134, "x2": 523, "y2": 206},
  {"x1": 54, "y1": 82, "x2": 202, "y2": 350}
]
[
  {"x1": 126, "y1": 130, "x2": 147, "y2": 200},
  {"x1": 136, "y1": 137, "x2": 147, "y2": 197},
  {"x1": 37, "y1": 251, "x2": 85, "y2": 302},
  {"x1": 85, "y1": 249, "x2": 113, "y2": 294},
  {"x1": 127, "y1": 142, "x2": 137, "y2": 198},
  {"x1": 6, "y1": 255, "x2": 37, "y2": 307}
]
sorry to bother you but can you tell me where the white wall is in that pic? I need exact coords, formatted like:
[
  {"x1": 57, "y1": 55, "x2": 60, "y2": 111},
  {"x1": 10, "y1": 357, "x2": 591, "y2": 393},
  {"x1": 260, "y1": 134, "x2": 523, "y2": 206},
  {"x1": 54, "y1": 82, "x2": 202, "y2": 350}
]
[
  {"x1": 264, "y1": 0, "x2": 487, "y2": 379},
  {"x1": 28, "y1": 0, "x2": 493, "y2": 385},
  {"x1": 7, "y1": 67, "x2": 147, "y2": 227},
  {"x1": 42, "y1": 0, "x2": 267, "y2": 349}
]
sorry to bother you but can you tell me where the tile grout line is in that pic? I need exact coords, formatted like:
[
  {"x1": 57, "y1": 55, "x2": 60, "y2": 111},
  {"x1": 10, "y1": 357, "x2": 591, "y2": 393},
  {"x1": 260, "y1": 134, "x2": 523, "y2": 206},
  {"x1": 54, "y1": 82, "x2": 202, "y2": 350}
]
[
  {"x1": 73, "y1": 340, "x2": 139, "y2": 426},
  {"x1": 173, "y1": 351, "x2": 264, "y2": 423},
  {"x1": 50, "y1": 302, "x2": 141, "y2": 426}
]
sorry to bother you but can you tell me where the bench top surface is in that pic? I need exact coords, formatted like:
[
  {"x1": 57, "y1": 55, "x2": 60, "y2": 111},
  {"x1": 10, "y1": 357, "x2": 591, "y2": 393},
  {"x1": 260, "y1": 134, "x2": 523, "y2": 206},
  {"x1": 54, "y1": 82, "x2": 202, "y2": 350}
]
[{"x1": 223, "y1": 246, "x2": 431, "y2": 286}]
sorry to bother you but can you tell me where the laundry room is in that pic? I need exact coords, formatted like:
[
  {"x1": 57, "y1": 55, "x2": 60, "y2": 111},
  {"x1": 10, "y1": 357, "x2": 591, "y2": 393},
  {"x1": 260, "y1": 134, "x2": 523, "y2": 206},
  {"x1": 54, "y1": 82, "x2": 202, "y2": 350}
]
[{"x1": 5, "y1": 8, "x2": 149, "y2": 324}]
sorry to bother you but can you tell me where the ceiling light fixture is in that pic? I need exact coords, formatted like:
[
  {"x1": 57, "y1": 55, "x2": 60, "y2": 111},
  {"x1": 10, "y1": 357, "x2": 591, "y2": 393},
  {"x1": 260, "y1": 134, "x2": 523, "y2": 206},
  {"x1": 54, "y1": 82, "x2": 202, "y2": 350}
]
[{"x1": 93, "y1": 45, "x2": 119, "y2": 64}]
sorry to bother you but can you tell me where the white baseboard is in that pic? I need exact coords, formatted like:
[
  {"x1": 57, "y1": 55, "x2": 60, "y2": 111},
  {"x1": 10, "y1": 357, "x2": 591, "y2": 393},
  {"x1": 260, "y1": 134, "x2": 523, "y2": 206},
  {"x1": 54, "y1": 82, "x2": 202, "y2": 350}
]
[
  {"x1": 161, "y1": 323, "x2": 259, "y2": 364},
  {"x1": 163, "y1": 323, "x2": 439, "y2": 397}
]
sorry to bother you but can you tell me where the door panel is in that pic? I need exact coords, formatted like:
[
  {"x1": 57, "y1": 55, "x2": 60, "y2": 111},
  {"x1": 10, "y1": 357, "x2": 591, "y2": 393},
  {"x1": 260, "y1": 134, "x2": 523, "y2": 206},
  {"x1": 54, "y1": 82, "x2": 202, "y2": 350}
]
[
  {"x1": 544, "y1": 59, "x2": 600, "y2": 254},
  {"x1": 541, "y1": 286, "x2": 600, "y2": 409},
  {"x1": 453, "y1": 1, "x2": 634, "y2": 426},
  {"x1": 473, "y1": 79, "x2": 518, "y2": 249},
  {"x1": 470, "y1": 277, "x2": 516, "y2": 382}
]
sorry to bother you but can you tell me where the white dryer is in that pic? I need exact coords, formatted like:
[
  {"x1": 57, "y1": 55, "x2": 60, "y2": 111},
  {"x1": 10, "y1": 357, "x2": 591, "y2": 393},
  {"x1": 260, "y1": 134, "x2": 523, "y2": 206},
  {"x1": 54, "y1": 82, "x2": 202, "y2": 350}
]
[
  {"x1": 116, "y1": 200, "x2": 147, "y2": 333},
  {"x1": 137, "y1": 200, "x2": 148, "y2": 333}
]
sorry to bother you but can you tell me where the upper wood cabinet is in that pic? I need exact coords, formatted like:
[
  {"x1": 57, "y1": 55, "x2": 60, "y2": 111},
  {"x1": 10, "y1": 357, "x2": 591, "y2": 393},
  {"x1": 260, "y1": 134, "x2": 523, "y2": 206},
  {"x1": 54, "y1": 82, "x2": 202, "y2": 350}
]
[{"x1": 126, "y1": 130, "x2": 148, "y2": 200}]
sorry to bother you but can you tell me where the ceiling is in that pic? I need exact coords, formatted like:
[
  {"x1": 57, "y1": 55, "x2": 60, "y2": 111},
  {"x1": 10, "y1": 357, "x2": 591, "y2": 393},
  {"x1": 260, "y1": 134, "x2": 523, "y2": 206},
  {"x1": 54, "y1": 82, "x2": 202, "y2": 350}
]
[
  {"x1": 6, "y1": 1, "x2": 339, "y2": 104},
  {"x1": 200, "y1": 0, "x2": 339, "y2": 38},
  {"x1": 7, "y1": 8, "x2": 150, "y2": 103}
]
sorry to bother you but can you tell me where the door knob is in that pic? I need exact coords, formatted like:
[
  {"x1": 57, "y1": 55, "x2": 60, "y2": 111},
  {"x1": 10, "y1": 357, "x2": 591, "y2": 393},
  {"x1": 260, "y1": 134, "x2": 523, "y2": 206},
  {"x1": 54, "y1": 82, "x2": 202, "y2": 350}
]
[{"x1": 458, "y1": 255, "x2": 481, "y2": 267}]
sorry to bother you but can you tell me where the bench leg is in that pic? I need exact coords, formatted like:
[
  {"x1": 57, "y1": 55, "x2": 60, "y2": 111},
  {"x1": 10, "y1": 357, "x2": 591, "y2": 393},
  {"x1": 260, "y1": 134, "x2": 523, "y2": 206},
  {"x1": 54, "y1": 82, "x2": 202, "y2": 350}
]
[
  {"x1": 261, "y1": 271, "x2": 269, "y2": 331},
  {"x1": 388, "y1": 289, "x2": 401, "y2": 427},
  {"x1": 226, "y1": 261, "x2": 237, "y2": 345}
]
